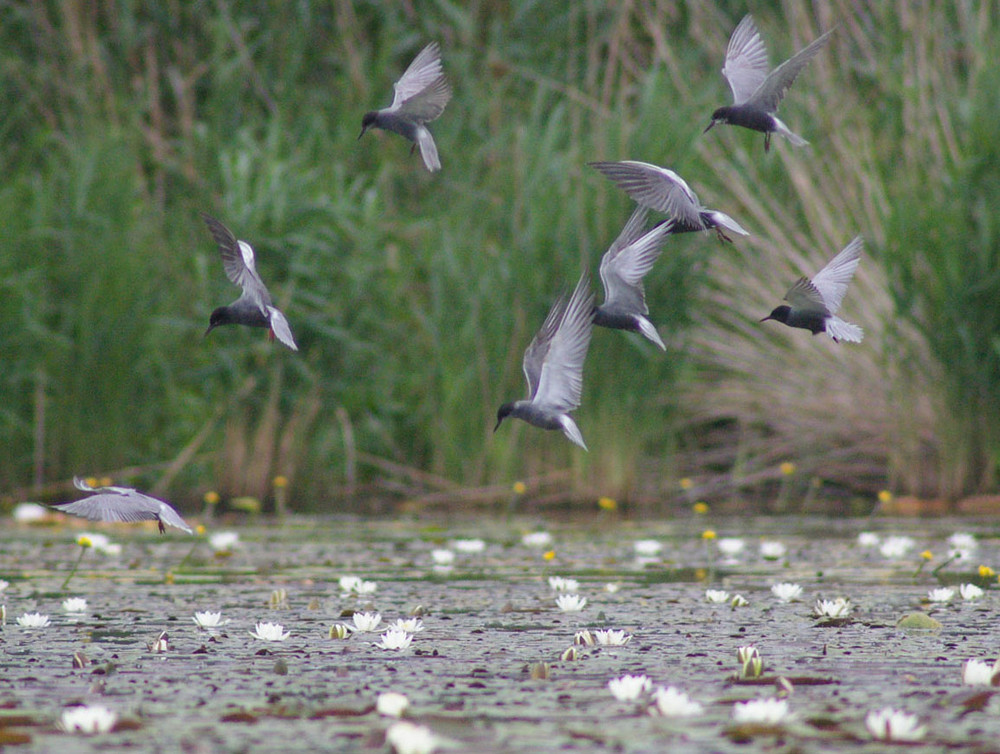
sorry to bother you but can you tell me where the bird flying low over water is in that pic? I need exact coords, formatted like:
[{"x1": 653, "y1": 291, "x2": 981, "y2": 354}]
[
  {"x1": 359, "y1": 41, "x2": 452, "y2": 172},
  {"x1": 50, "y1": 477, "x2": 194, "y2": 534},
  {"x1": 589, "y1": 160, "x2": 749, "y2": 242},
  {"x1": 762, "y1": 236, "x2": 864, "y2": 343},
  {"x1": 495, "y1": 271, "x2": 595, "y2": 451},
  {"x1": 594, "y1": 207, "x2": 675, "y2": 350},
  {"x1": 705, "y1": 15, "x2": 833, "y2": 152},
  {"x1": 203, "y1": 214, "x2": 298, "y2": 351}
]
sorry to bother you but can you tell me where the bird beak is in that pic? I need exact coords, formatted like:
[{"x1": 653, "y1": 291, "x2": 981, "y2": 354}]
[
  {"x1": 703, "y1": 119, "x2": 716, "y2": 134},
  {"x1": 759, "y1": 314, "x2": 773, "y2": 323},
  {"x1": 357, "y1": 125, "x2": 368, "y2": 140},
  {"x1": 204, "y1": 324, "x2": 216, "y2": 337},
  {"x1": 493, "y1": 419, "x2": 502, "y2": 432}
]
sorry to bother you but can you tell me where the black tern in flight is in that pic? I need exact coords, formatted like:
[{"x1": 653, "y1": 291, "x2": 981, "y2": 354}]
[
  {"x1": 593, "y1": 207, "x2": 674, "y2": 350},
  {"x1": 359, "y1": 42, "x2": 452, "y2": 172},
  {"x1": 203, "y1": 214, "x2": 298, "y2": 351},
  {"x1": 705, "y1": 15, "x2": 833, "y2": 151},
  {"x1": 589, "y1": 160, "x2": 748, "y2": 242},
  {"x1": 51, "y1": 477, "x2": 193, "y2": 534},
  {"x1": 495, "y1": 272, "x2": 595, "y2": 450},
  {"x1": 762, "y1": 236, "x2": 864, "y2": 343}
]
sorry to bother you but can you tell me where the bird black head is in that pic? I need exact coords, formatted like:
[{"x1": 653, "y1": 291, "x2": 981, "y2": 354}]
[
  {"x1": 494, "y1": 403, "x2": 515, "y2": 432},
  {"x1": 359, "y1": 112, "x2": 378, "y2": 139},
  {"x1": 205, "y1": 307, "x2": 234, "y2": 336},
  {"x1": 761, "y1": 305, "x2": 791, "y2": 324},
  {"x1": 704, "y1": 107, "x2": 730, "y2": 133}
]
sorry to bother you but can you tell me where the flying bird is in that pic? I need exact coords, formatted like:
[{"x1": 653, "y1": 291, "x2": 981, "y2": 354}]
[
  {"x1": 589, "y1": 160, "x2": 748, "y2": 242},
  {"x1": 359, "y1": 41, "x2": 452, "y2": 172},
  {"x1": 762, "y1": 236, "x2": 864, "y2": 343},
  {"x1": 50, "y1": 477, "x2": 194, "y2": 534},
  {"x1": 705, "y1": 15, "x2": 833, "y2": 151},
  {"x1": 203, "y1": 214, "x2": 298, "y2": 351},
  {"x1": 495, "y1": 271, "x2": 595, "y2": 450},
  {"x1": 593, "y1": 207, "x2": 675, "y2": 350}
]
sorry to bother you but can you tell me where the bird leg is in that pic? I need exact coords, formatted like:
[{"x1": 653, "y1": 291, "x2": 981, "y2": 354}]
[
  {"x1": 765, "y1": 132, "x2": 771, "y2": 153},
  {"x1": 714, "y1": 227, "x2": 734, "y2": 243}
]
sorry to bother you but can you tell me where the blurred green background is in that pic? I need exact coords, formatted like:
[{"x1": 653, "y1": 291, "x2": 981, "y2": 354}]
[{"x1": 2, "y1": 0, "x2": 999, "y2": 514}]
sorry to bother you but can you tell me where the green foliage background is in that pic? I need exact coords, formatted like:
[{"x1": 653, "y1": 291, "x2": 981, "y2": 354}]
[{"x1": 2, "y1": 1, "x2": 999, "y2": 511}]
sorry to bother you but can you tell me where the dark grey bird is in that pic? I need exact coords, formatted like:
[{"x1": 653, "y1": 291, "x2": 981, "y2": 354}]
[
  {"x1": 203, "y1": 214, "x2": 298, "y2": 351},
  {"x1": 495, "y1": 271, "x2": 595, "y2": 450},
  {"x1": 359, "y1": 42, "x2": 452, "y2": 172},
  {"x1": 593, "y1": 207, "x2": 674, "y2": 350},
  {"x1": 50, "y1": 477, "x2": 194, "y2": 534},
  {"x1": 589, "y1": 160, "x2": 748, "y2": 242},
  {"x1": 704, "y1": 15, "x2": 833, "y2": 152},
  {"x1": 762, "y1": 236, "x2": 864, "y2": 343}
]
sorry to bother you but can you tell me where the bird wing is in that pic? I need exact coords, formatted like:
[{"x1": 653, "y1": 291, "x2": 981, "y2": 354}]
[
  {"x1": 54, "y1": 492, "x2": 152, "y2": 524},
  {"x1": 522, "y1": 290, "x2": 569, "y2": 400},
  {"x1": 202, "y1": 214, "x2": 272, "y2": 313},
  {"x1": 601, "y1": 214, "x2": 673, "y2": 313},
  {"x1": 532, "y1": 272, "x2": 594, "y2": 412},
  {"x1": 396, "y1": 75, "x2": 452, "y2": 122},
  {"x1": 589, "y1": 161, "x2": 704, "y2": 229},
  {"x1": 746, "y1": 27, "x2": 833, "y2": 112},
  {"x1": 390, "y1": 42, "x2": 449, "y2": 115},
  {"x1": 266, "y1": 306, "x2": 299, "y2": 351},
  {"x1": 784, "y1": 276, "x2": 829, "y2": 315},
  {"x1": 809, "y1": 236, "x2": 862, "y2": 314},
  {"x1": 722, "y1": 15, "x2": 770, "y2": 105},
  {"x1": 155, "y1": 503, "x2": 194, "y2": 533}
]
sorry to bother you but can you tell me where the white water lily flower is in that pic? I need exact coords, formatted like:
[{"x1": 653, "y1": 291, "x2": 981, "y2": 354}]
[
  {"x1": 0, "y1": 579, "x2": 8, "y2": 593},
  {"x1": 351, "y1": 611, "x2": 382, "y2": 633},
  {"x1": 375, "y1": 627, "x2": 413, "y2": 650},
  {"x1": 208, "y1": 531, "x2": 240, "y2": 552},
  {"x1": 879, "y1": 535, "x2": 915, "y2": 559},
  {"x1": 732, "y1": 697, "x2": 790, "y2": 724},
  {"x1": 770, "y1": 583, "x2": 803, "y2": 603},
  {"x1": 192, "y1": 611, "x2": 230, "y2": 629},
  {"x1": 574, "y1": 630, "x2": 595, "y2": 646},
  {"x1": 250, "y1": 621, "x2": 289, "y2": 641},
  {"x1": 148, "y1": 631, "x2": 169, "y2": 653},
  {"x1": 760, "y1": 541, "x2": 786, "y2": 560},
  {"x1": 59, "y1": 704, "x2": 118, "y2": 734},
  {"x1": 14, "y1": 502, "x2": 48, "y2": 522},
  {"x1": 387, "y1": 618, "x2": 424, "y2": 634},
  {"x1": 731, "y1": 594, "x2": 749, "y2": 607},
  {"x1": 865, "y1": 707, "x2": 926, "y2": 741},
  {"x1": 633, "y1": 539, "x2": 662, "y2": 556},
  {"x1": 79, "y1": 532, "x2": 121, "y2": 556},
  {"x1": 959, "y1": 583, "x2": 984, "y2": 601},
  {"x1": 737, "y1": 646, "x2": 763, "y2": 678},
  {"x1": 948, "y1": 532, "x2": 977, "y2": 551},
  {"x1": 453, "y1": 538, "x2": 485, "y2": 553},
  {"x1": 376, "y1": 691, "x2": 411, "y2": 717},
  {"x1": 962, "y1": 658, "x2": 1000, "y2": 686},
  {"x1": 555, "y1": 594, "x2": 587, "y2": 612},
  {"x1": 385, "y1": 721, "x2": 438, "y2": 754},
  {"x1": 857, "y1": 532, "x2": 880, "y2": 547},
  {"x1": 814, "y1": 597, "x2": 851, "y2": 618},
  {"x1": 430, "y1": 549, "x2": 454, "y2": 565},
  {"x1": 717, "y1": 537, "x2": 745, "y2": 557},
  {"x1": 62, "y1": 598, "x2": 88, "y2": 614},
  {"x1": 593, "y1": 629, "x2": 632, "y2": 646},
  {"x1": 705, "y1": 589, "x2": 730, "y2": 604},
  {"x1": 339, "y1": 575, "x2": 377, "y2": 595},
  {"x1": 17, "y1": 612, "x2": 50, "y2": 628},
  {"x1": 548, "y1": 576, "x2": 579, "y2": 592},
  {"x1": 927, "y1": 587, "x2": 955, "y2": 603},
  {"x1": 650, "y1": 686, "x2": 702, "y2": 717},
  {"x1": 607, "y1": 674, "x2": 652, "y2": 701},
  {"x1": 604, "y1": 582, "x2": 621, "y2": 593},
  {"x1": 522, "y1": 531, "x2": 552, "y2": 547}
]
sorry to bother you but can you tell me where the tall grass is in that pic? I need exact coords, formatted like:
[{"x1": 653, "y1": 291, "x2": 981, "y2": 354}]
[{"x1": 2, "y1": 1, "x2": 999, "y2": 509}]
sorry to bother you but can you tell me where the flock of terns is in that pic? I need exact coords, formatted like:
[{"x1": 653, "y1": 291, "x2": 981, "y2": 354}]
[{"x1": 47, "y1": 14, "x2": 864, "y2": 530}]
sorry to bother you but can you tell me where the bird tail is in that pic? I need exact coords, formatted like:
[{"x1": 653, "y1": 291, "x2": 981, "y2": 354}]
[
  {"x1": 559, "y1": 415, "x2": 588, "y2": 451},
  {"x1": 636, "y1": 316, "x2": 666, "y2": 351},
  {"x1": 708, "y1": 211, "x2": 750, "y2": 238},
  {"x1": 415, "y1": 126, "x2": 441, "y2": 172},
  {"x1": 826, "y1": 317, "x2": 863, "y2": 343},
  {"x1": 772, "y1": 117, "x2": 809, "y2": 147}
]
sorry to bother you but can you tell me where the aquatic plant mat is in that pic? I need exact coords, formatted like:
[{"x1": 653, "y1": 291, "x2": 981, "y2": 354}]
[{"x1": 1, "y1": 515, "x2": 998, "y2": 752}]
